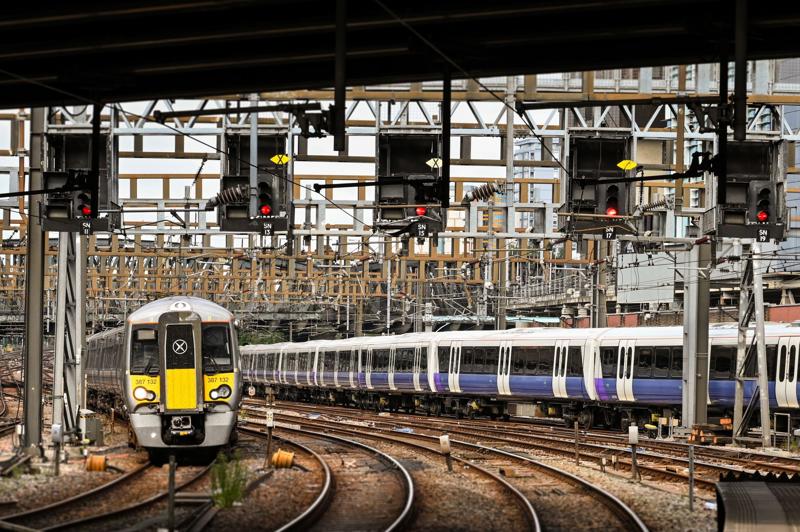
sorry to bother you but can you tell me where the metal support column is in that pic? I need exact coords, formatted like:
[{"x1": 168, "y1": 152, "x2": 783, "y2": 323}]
[
  {"x1": 498, "y1": 76, "x2": 515, "y2": 330},
  {"x1": 592, "y1": 241, "x2": 607, "y2": 328},
  {"x1": 249, "y1": 93, "x2": 258, "y2": 216},
  {"x1": 333, "y1": 0, "x2": 346, "y2": 152},
  {"x1": 733, "y1": 0, "x2": 748, "y2": 142},
  {"x1": 682, "y1": 241, "x2": 712, "y2": 427},
  {"x1": 22, "y1": 107, "x2": 46, "y2": 454},
  {"x1": 52, "y1": 234, "x2": 85, "y2": 440},
  {"x1": 733, "y1": 243, "x2": 752, "y2": 436},
  {"x1": 752, "y1": 243, "x2": 771, "y2": 447}
]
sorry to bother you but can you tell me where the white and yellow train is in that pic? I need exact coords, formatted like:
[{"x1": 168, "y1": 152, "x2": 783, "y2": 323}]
[{"x1": 84, "y1": 296, "x2": 241, "y2": 460}]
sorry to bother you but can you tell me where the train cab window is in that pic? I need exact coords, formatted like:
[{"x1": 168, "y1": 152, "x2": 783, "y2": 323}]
[
  {"x1": 131, "y1": 327, "x2": 159, "y2": 375},
  {"x1": 653, "y1": 348, "x2": 670, "y2": 378},
  {"x1": 202, "y1": 325, "x2": 233, "y2": 373},
  {"x1": 670, "y1": 348, "x2": 683, "y2": 378},
  {"x1": 601, "y1": 347, "x2": 616, "y2": 378},
  {"x1": 635, "y1": 347, "x2": 653, "y2": 378},
  {"x1": 567, "y1": 347, "x2": 582, "y2": 376},
  {"x1": 711, "y1": 346, "x2": 735, "y2": 379}
]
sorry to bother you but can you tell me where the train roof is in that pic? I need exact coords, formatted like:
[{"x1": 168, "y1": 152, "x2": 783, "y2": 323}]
[
  {"x1": 239, "y1": 323, "x2": 800, "y2": 351},
  {"x1": 127, "y1": 296, "x2": 234, "y2": 325}
]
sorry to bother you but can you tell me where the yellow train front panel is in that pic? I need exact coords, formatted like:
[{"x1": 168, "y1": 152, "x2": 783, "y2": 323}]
[{"x1": 165, "y1": 368, "x2": 198, "y2": 410}]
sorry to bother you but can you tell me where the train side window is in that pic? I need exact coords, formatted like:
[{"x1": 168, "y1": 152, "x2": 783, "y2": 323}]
[
  {"x1": 438, "y1": 346, "x2": 449, "y2": 372},
  {"x1": 461, "y1": 347, "x2": 475, "y2": 374},
  {"x1": 420, "y1": 347, "x2": 428, "y2": 373},
  {"x1": 653, "y1": 348, "x2": 670, "y2": 378},
  {"x1": 766, "y1": 345, "x2": 777, "y2": 379},
  {"x1": 789, "y1": 346, "x2": 797, "y2": 378},
  {"x1": 512, "y1": 349, "x2": 524, "y2": 373},
  {"x1": 601, "y1": 348, "x2": 616, "y2": 378},
  {"x1": 635, "y1": 347, "x2": 653, "y2": 378},
  {"x1": 484, "y1": 347, "x2": 499, "y2": 373},
  {"x1": 131, "y1": 327, "x2": 159, "y2": 375},
  {"x1": 778, "y1": 345, "x2": 787, "y2": 378},
  {"x1": 538, "y1": 349, "x2": 553, "y2": 376},
  {"x1": 670, "y1": 348, "x2": 683, "y2": 378},
  {"x1": 567, "y1": 347, "x2": 582, "y2": 376},
  {"x1": 711, "y1": 346, "x2": 735, "y2": 379},
  {"x1": 473, "y1": 347, "x2": 485, "y2": 373}
]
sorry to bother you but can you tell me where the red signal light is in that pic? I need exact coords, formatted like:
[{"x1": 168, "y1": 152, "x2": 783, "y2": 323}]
[
  {"x1": 81, "y1": 205, "x2": 92, "y2": 216},
  {"x1": 605, "y1": 207, "x2": 618, "y2": 217},
  {"x1": 757, "y1": 210, "x2": 768, "y2": 222},
  {"x1": 415, "y1": 206, "x2": 427, "y2": 216},
  {"x1": 259, "y1": 205, "x2": 272, "y2": 216}
]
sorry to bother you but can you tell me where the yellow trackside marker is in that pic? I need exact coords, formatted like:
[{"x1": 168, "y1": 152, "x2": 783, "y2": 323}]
[
  {"x1": 617, "y1": 159, "x2": 638, "y2": 171},
  {"x1": 270, "y1": 154, "x2": 290, "y2": 165},
  {"x1": 426, "y1": 157, "x2": 442, "y2": 169}
]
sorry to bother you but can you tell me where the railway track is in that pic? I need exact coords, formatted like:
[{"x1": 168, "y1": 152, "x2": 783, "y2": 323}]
[
  {"x1": 241, "y1": 423, "x2": 414, "y2": 531},
  {"x1": 0, "y1": 459, "x2": 211, "y2": 531},
  {"x1": 262, "y1": 399, "x2": 800, "y2": 487},
  {"x1": 243, "y1": 406, "x2": 646, "y2": 531}
]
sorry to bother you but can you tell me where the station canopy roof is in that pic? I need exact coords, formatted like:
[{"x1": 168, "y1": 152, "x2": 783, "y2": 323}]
[{"x1": 1, "y1": 0, "x2": 800, "y2": 107}]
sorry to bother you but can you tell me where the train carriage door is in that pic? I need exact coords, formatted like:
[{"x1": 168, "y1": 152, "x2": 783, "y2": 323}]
[
  {"x1": 552, "y1": 340, "x2": 568, "y2": 398},
  {"x1": 366, "y1": 348, "x2": 373, "y2": 389},
  {"x1": 160, "y1": 316, "x2": 202, "y2": 413},
  {"x1": 388, "y1": 347, "x2": 397, "y2": 391},
  {"x1": 349, "y1": 349, "x2": 356, "y2": 388},
  {"x1": 776, "y1": 337, "x2": 799, "y2": 408},
  {"x1": 616, "y1": 340, "x2": 635, "y2": 402},
  {"x1": 413, "y1": 346, "x2": 422, "y2": 391},
  {"x1": 449, "y1": 343, "x2": 462, "y2": 393},
  {"x1": 497, "y1": 341, "x2": 512, "y2": 395}
]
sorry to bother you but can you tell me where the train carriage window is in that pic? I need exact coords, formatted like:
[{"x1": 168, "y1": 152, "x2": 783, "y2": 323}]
[
  {"x1": 484, "y1": 347, "x2": 499, "y2": 372},
  {"x1": 778, "y1": 345, "x2": 787, "y2": 378},
  {"x1": 473, "y1": 347, "x2": 486, "y2": 373},
  {"x1": 374, "y1": 349, "x2": 390, "y2": 372},
  {"x1": 767, "y1": 345, "x2": 777, "y2": 379},
  {"x1": 537, "y1": 348, "x2": 553, "y2": 376},
  {"x1": 626, "y1": 347, "x2": 634, "y2": 378},
  {"x1": 512, "y1": 350, "x2": 524, "y2": 373},
  {"x1": 201, "y1": 325, "x2": 233, "y2": 373},
  {"x1": 130, "y1": 327, "x2": 159, "y2": 375},
  {"x1": 420, "y1": 347, "x2": 428, "y2": 373},
  {"x1": 601, "y1": 347, "x2": 616, "y2": 378},
  {"x1": 567, "y1": 347, "x2": 582, "y2": 376},
  {"x1": 654, "y1": 348, "x2": 670, "y2": 378},
  {"x1": 461, "y1": 347, "x2": 475, "y2": 374},
  {"x1": 711, "y1": 346, "x2": 735, "y2": 380},
  {"x1": 635, "y1": 347, "x2": 653, "y2": 378},
  {"x1": 438, "y1": 346, "x2": 449, "y2": 372},
  {"x1": 402, "y1": 348, "x2": 415, "y2": 371},
  {"x1": 789, "y1": 346, "x2": 797, "y2": 378},
  {"x1": 670, "y1": 347, "x2": 683, "y2": 378}
]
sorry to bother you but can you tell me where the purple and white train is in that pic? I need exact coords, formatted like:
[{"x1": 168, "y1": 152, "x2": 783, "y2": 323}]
[{"x1": 240, "y1": 324, "x2": 800, "y2": 429}]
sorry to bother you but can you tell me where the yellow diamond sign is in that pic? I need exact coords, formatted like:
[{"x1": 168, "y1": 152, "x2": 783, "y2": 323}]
[
  {"x1": 270, "y1": 154, "x2": 290, "y2": 165},
  {"x1": 426, "y1": 157, "x2": 442, "y2": 169},
  {"x1": 616, "y1": 159, "x2": 638, "y2": 171}
]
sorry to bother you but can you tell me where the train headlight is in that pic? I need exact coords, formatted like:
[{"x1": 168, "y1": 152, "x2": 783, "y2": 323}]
[
  {"x1": 210, "y1": 384, "x2": 232, "y2": 400},
  {"x1": 133, "y1": 387, "x2": 149, "y2": 401}
]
